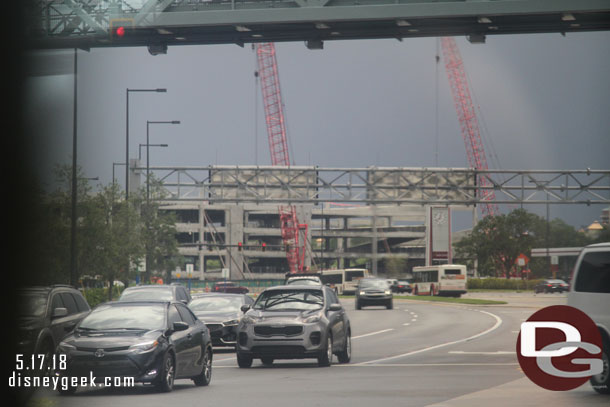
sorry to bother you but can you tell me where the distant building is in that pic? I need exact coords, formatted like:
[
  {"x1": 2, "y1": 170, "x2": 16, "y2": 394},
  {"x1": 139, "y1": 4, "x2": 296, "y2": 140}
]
[
  {"x1": 601, "y1": 207, "x2": 609, "y2": 226},
  {"x1": 586, "y1": 220, "x2": 604, "y2": 239}
]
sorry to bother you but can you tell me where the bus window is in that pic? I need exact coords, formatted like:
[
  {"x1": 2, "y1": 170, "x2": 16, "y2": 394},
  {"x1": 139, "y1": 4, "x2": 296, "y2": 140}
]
[
  {"x1": 320, "y1": 273, "x2": 342, "y2": 285},
  {"x1": 345, "y1": 270, "x2": 364, "y2": 282}
]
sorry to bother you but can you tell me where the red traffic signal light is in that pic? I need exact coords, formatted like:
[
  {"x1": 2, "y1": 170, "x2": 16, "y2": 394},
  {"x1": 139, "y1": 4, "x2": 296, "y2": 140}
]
[
  {"x1": 109, "y1": 18, "x2": 134, "y2": 40},
  {"x1": 262, "y1": 242, "x2": 266, "y2": 252},
  {"x1": 238, "y1": 242, "x2": 243, "y2": 251}
]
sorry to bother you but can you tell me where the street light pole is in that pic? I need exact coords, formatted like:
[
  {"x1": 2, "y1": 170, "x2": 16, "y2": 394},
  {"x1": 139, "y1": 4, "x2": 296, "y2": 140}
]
[
  {"x1": 112, "y1": 162, "x2": 126, "y2": 189},
  {"x1": 139, "y1": 144, "x2": 168, "y2": 161},
  {"x1": 146, "y1": 120, "x2": 180, "y2": 203},
  {"x1": 125, "y1": 88, "x2": 166, "y2": 201},
  {"x1": 144, "y1": 120, "x2": 180, "y2": 284},
  {"x1": 70, "y1": 48, "x2": 78, "y2": 287}
]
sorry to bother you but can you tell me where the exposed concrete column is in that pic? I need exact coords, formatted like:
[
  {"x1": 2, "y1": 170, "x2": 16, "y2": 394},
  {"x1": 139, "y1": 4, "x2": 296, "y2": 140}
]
[
  {"x1": 199, "y1": 203, "x2": 205, "y2": 280},
  {"x1": 296, "y1": 205, "x2": 313, "y2": 269},
  {"x1": 372, "y1": 204, "x2": 378, "y2": 276},
  {"x1": 227, "y1": 206, "x2": 244, "y2": 279}
]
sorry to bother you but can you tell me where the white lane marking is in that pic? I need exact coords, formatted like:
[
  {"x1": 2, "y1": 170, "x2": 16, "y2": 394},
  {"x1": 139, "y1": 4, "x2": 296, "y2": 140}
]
[
  {"x1": 352, "y1": 328, "x2": 395, "y2": 339},
  {"x1": 335, "y1": 363, "x2": 519, "y2": 368},
  {"x1": 449, "y1": 351, "x2": 515, "y2": 355},
  {"x1": 403, "y1": 323, "x2": 411, "y2": 326},
  {"x1": 215, "y1": 363, "x2": 520, "y2": 369},
  {"x1": 355, "y1": 309, "x2": 503, "y2": 365}
]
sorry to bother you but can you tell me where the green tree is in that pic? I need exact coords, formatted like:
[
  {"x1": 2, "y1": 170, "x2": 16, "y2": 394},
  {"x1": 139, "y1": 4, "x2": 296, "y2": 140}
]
[
  {"x1": 455, "y1": 209, "x2": 541, "y2": 277},
  {"x1": 384, "y1": 257, "x2": 406, "y2": 278},
  {"x1": 78, "y1": 182, "x2": 144, "y2": 300},
  {"x1": 135, "y1": 176, "x2": 182, "y2": 284}
]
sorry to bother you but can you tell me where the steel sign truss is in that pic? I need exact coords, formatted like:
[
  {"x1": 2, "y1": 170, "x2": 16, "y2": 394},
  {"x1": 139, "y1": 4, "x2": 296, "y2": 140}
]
[
  {"x1": 142, "y1": 166, "x2": 610, "y2": 206},
  {"x1": 26, "y1": 0, "x2": 610, "y2": 49}
]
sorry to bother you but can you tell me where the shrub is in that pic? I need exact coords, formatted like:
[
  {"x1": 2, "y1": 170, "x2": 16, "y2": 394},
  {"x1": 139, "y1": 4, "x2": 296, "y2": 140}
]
[{"x1": 467, "y1": 278, "x2": 543, "y2": 291}]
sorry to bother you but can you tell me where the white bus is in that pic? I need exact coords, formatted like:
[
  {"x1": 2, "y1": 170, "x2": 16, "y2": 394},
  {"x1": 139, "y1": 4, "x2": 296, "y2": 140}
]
[
  {"x1": 411, "y1": 264, "x2": 467, "y2": 297},
  {"x1": 319, "y1": 268, "x2": 370, "y2": 295}
]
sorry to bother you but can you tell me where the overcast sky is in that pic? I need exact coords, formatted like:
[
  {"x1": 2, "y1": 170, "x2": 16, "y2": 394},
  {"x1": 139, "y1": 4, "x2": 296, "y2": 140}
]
[{"x1": 23, "y1": 31, "x2": 610, "y2": 229}]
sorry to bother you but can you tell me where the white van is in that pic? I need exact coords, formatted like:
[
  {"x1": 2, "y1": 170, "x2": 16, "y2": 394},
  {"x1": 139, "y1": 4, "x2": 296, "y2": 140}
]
[{"x1": 567, "y1": 242, "x2": 610, "y2": 394}]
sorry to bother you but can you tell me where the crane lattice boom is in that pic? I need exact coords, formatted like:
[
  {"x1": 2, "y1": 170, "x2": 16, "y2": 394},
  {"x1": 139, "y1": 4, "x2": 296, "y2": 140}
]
[
  {"x1": 255, "y1": 43, "x2": 307, "y2": 273},
  {"x1": 440, "y1": 37, "x2": 498, "y2": 217}
]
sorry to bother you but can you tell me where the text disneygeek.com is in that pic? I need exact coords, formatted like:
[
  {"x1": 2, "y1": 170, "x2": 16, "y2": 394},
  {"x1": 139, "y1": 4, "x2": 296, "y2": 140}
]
[{"x1": 9, "y1": 354, "x2": 135, "y2": 391}]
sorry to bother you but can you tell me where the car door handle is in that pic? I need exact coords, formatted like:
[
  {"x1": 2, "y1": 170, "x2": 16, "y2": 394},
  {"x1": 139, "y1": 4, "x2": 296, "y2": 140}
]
[{"x1": 187, "y1": 333, "x2": 193, "y2": 340}]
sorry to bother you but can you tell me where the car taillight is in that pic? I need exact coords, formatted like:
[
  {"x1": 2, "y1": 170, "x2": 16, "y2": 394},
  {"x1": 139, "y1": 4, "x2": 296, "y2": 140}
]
[{"x1": 547, "y1": 284, "x2": 553, "y2": 287}]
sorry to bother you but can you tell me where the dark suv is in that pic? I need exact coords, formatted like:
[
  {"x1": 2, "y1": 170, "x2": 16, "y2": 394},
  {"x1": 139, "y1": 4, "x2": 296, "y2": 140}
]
[
  {"x1": 355, "y1": 278, "x2": 393, "y2": 310},
  {"x1": 118, "y1": 284, "x2": 192, "y2": 304},
  {"x1": 17, "y1": 285, "x2": 91, "y2": 369}
]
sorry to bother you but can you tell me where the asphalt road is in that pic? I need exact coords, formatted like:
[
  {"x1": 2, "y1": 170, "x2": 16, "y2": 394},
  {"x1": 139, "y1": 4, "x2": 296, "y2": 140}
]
[{"x1": 24, "y1": 293, "x2": 609, "y2": 407}]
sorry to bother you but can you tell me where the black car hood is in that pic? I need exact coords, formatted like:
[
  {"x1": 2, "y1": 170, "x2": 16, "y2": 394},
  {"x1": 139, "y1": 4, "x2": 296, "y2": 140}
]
[
  {"x1": 194, "y1": 311, "x2": 240, "y2": 323},
  {"x1": 62, "y1": 329, "x2": 162, "y2": 349}
]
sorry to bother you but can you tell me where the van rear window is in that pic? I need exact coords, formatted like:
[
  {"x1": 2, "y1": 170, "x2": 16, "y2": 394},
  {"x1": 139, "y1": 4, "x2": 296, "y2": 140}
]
[{"x1": 574, "y1": 251, "x2": 610, "y2": 293}]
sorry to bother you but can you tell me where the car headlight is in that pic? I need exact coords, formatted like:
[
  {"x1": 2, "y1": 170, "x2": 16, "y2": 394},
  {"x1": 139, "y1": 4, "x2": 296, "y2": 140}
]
[
  {"x1": 304, "y1": 315, "x2": 321, "y2": 324},
  {"x1": 223, "y1": 319, "x2": 239, "y2": 327},
  {"x1": 129, "y1": 340, "x2": 159, "y2": 354},
  {"x1": 385, "y1": 290, "x2": 391, "y2": 295},
  {"x1": 359, "y1": 291, "x2": 366, "y2": 296}
]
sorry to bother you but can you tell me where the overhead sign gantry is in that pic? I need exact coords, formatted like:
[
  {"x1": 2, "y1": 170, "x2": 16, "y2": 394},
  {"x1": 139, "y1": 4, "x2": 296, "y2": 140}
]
[{"x1": 26, "y1": 0, "x2": 610, "y2": 52}]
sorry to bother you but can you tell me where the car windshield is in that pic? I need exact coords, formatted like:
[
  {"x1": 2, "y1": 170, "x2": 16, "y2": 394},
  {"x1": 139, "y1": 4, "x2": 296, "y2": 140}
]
[
  {"x1": 19, "y1": 292, "x2": 48, "y2": 317},
  {"x1": 79, "y1": 304, "x2": 166, "y2": 331},
  {"x1": 253, "y1": 290, "x2": 324, "y2": 311},
  {"x1": 286, "y1": 279, "x2": 320, "y2": 285},
  {"x1": 119, "y1": 288, "x2": 173, "y2": 301},
  {"x1": 360, "y1": 279, "x2": 389, "y2": 289},
  {"x1": 189, "y1": 296, "x2": 243, "y2": 312}
]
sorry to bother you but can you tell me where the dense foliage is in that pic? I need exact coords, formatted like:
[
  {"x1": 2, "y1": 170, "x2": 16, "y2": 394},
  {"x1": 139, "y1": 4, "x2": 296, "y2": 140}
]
[
  {"x1": 455, "y1": 208, "x2": 609, "y2": 278},
  {"x1": 30, "y1": 165, "x2": 181, "y2": 296}
]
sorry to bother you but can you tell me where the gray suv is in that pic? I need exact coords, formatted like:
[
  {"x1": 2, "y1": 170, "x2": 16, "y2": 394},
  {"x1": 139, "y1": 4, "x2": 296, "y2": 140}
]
[
  {"x1": 236, "y1": 285, "x2": 351, "y2": 367},
  {"x1": 355, "y1": 278, "x2": 393, "y2": 310},
  {"x1": 567, "y1": 242, "x2": 610, "y2": 394}
]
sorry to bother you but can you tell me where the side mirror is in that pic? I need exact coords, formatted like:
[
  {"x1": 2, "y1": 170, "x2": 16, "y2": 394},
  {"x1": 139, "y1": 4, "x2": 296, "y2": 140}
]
[
  {"x1": 172, "y1": 321, "x2": 189, "y2": 333},
  {"x1": 240, "y1": 304, "x2": 251, "y2": 313},
  {"x1": 328, "y1": 303, "x2": 342, "y2": 312},
  {"x1": 52, "y1": 307, "x2": 68, "y2": 319}
]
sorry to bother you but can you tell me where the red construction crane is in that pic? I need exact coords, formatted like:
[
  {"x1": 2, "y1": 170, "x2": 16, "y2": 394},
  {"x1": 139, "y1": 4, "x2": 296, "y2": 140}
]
[
  {"x1": 255, "y1": 43, "x2": 308, "y2": 273},
  {"x1": 440, "y1": 37, "x2": 499, "y2": 217}
]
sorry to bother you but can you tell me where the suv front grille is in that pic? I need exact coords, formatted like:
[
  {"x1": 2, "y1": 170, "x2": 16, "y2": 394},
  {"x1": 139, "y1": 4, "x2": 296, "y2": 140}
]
[{"x1": 254, "y1": 325, "x2": 303, "y2": 337}]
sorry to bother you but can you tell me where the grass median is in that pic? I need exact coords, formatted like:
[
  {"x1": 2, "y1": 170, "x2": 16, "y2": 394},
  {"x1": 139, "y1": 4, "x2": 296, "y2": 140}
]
[{"x1": 394, "y1": 295, "x2": 507, "y2": 305}]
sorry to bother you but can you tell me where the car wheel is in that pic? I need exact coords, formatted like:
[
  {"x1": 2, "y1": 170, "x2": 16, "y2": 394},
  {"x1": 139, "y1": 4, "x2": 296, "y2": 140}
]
[
  {"x1": 387, "y1": 300, "x2": 393, "y2": 310},
  {"x1": 261, "y1": 357, "x2": 274, "y2": 366},
  {"x1": 193, "y1": 347, "x2": 212, "y2": 386},
  {"x1": 355, "y1": 300, "x2": 362, "y2": 310},
  {"x1": 318, "y1": 335, "x2": 333, "y2": 367},
  {"x1": 237, "y1": 352, "x2": 253, "y2": 368},
  {"x1": 38, "y1": 340, "x2": 55, "y2": 378},
  {"x1": 591, "y1": 339, "x2": 610, "y2": 394},
  {"x1": 337, "y1": 331, "x2": 351, "y2": 364},
  {"x1": 155, "y1": 351, "x2": 175, "y2": 393}
]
